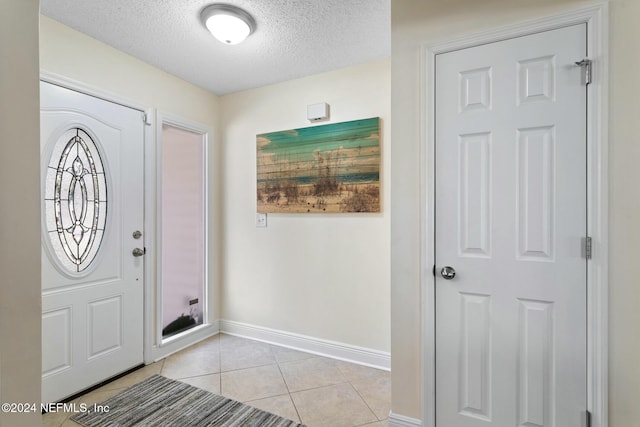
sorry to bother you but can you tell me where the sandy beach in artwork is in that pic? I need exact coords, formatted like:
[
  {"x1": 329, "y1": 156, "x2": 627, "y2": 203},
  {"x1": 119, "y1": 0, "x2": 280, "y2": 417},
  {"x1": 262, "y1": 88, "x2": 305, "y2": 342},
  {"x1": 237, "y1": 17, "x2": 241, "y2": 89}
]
[{"x1": 257, "y1": 181, "x2": 380, "y2": 213}]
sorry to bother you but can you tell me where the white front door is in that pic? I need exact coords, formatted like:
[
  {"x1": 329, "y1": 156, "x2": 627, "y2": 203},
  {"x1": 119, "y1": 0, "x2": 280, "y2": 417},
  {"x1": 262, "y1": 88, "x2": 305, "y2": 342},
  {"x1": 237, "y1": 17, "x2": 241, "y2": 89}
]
[
  {"x1": 435, "y1": 24, "x2": 587, "y2": 426},
  {"x1": 40, "y1": 82, "x2": 145, "y2": 403}
]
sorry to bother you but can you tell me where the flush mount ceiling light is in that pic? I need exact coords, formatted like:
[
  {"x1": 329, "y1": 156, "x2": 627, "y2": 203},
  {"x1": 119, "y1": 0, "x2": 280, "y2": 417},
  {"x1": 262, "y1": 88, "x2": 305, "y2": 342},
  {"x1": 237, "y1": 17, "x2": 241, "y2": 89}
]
[{"x1": 201, "y1": 4, "x2": 256, "y2": 45}]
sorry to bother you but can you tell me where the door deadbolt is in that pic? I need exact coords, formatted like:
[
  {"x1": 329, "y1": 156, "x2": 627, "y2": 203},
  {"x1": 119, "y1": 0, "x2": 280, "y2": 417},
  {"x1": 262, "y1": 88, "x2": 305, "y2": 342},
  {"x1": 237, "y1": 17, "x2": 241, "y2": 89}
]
[{"x1": 132, "y1": 230, "x2": 142, "y2": 239}]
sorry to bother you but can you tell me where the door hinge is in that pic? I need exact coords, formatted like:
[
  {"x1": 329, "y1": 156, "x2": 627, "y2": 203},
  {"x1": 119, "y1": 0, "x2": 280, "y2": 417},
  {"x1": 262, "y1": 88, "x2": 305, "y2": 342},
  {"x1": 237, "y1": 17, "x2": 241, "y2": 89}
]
[
  {"x1": 575, "y1": 59, "x2": 592, "y2": 85},
  {"x1": 142, "y1": 112, "x2": 151, "y2": 126},
  {"x1": 586, "y1": 409, "x2": 592, "y2": 427},
  {"x1": 582, "y1": 236, "x2": 593, "y2": 260}
]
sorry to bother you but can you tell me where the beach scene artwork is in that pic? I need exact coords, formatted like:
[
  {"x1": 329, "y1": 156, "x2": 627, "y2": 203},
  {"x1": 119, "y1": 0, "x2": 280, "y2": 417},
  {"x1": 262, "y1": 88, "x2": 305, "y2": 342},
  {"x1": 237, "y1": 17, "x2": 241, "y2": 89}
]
[{"x1": 257, "y1": 117, "x2": 381, "y2": 213}]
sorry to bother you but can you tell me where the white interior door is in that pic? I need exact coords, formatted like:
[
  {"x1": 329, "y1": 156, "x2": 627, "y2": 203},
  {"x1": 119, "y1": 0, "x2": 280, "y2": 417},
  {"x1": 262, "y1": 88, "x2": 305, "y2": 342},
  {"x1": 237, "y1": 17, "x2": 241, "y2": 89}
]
[
  {"x1": 435, "y1": 24, "x2": 587, "y2": 426},
  {"x1": 40, "y1": 82, "x2": 145, "y2": 403}
]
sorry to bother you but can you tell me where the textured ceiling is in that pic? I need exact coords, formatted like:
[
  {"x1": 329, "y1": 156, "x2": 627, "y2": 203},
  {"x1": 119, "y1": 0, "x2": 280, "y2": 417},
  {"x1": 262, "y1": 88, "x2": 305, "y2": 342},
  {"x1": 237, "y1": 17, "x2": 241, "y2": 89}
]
[{"x1": 40, "y1": 0, "x2": 391, "y2": 95}]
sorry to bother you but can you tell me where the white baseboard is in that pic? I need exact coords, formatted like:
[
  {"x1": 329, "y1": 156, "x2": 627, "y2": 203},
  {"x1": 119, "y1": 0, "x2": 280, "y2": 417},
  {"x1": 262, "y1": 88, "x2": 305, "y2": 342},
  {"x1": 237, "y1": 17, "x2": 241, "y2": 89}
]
[
  {"x1": 388, "y1": 412, "x2": 422, "y2": 427},
  {"x1": 219, "y1": 319, "x2": 390, "y2": 371}
]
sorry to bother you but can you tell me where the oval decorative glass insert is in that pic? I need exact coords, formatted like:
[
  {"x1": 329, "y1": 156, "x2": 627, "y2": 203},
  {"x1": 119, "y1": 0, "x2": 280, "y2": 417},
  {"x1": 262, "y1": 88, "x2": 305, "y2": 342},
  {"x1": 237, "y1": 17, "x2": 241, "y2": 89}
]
[{"x1": 44, "y1": 128, "x2": 107, "y2": 273}]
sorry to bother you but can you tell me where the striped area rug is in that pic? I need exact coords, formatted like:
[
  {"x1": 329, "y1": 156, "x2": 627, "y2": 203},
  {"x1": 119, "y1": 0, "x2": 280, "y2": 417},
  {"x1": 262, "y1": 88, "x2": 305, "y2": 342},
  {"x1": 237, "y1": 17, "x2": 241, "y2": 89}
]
[{"x1": 71, "y1": 374, "x2": 305, "y2": 426}]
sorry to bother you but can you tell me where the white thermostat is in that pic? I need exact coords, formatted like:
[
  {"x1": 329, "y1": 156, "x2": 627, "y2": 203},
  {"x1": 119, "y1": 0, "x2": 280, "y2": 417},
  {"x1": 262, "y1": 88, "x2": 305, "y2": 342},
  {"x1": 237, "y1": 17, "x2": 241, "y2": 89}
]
[{"x1": 307, "y1": 102, "x2": 330, "y2": 122}]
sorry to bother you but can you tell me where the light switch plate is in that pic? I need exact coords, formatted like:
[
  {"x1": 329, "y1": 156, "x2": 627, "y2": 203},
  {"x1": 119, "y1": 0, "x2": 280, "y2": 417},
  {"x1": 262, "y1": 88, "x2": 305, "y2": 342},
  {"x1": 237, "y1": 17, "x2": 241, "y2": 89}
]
[{"x1": 256, "y1": 213, "x2": 267, "y2": 228}]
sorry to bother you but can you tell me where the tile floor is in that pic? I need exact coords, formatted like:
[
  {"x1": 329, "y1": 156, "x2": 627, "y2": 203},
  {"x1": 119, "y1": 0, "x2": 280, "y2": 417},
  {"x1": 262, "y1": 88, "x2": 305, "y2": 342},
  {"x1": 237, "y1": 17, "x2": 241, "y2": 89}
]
[{"x1": 43, "y1": 333, "x2": 390, "y2": 426}]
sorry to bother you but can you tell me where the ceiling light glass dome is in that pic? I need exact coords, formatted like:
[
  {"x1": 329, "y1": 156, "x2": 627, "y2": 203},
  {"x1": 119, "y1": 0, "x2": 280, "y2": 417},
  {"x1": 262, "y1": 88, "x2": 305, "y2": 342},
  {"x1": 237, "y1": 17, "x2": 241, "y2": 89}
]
[{"x1": 201, "y1": 4, "x2": 256, "y2": 45}]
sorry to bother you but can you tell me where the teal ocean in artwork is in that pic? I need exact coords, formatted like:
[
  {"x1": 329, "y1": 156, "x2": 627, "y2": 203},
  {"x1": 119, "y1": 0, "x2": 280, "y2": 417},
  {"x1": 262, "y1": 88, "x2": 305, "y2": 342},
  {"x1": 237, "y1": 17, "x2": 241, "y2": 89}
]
[
  {"x1": 257, "y1": 118, "x2": 380, "y2": 184},
  {"x1": 258, "y1": 117, "x2": 379, "y2": 156},
  {"x1": 257, "y1": 117, "x2": 381, "y2": 213}
]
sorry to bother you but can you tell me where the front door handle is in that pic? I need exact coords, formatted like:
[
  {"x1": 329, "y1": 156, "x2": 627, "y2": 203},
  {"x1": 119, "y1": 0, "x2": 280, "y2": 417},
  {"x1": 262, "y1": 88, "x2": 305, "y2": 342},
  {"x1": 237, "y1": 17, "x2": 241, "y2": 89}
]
[
  {"x1": 132, "y1": 247, "x2": 145, "y2": 257},
  {"x1": 441, "y1": 266, "x2": 456, "y2": 280}
]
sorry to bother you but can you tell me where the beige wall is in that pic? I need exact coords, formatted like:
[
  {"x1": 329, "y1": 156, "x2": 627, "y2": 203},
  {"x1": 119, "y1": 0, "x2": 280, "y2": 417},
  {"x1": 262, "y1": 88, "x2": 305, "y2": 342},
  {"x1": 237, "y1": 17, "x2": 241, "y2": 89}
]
[
  {"x1": 0, "y1": 1, "x2": 42, "y2": 426},
  {"x1": 220, "y1": 60, "x2": 391, "y2": 352},
  {"x1": 607, "y1": 0, "x2": 640, "y2": 424},
  {"x1": 39, "y1": 17, "x2": 220, "y2": 127},
  {"x1": 391, "y1": 0, "x2": 640, "y2": 425}
]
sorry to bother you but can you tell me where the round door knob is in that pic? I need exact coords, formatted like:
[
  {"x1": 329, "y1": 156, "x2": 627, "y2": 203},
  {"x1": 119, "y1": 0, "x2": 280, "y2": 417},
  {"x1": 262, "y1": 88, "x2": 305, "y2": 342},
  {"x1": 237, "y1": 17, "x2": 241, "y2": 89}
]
[
  {"x1": 132, "y1": 247, "x2": 145, "y2": 257},
  {"x1": 441, "y1": 266, "x2": 456, "y2": 280}
]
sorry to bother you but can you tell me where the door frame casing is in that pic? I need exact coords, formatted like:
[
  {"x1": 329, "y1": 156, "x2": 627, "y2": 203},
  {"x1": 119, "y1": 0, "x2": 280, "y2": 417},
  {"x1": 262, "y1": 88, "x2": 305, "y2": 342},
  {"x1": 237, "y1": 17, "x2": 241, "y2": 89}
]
[
  {"x1": 149, "y1": 111, "x2": 217, "y2": 362},
  {"x1": 421, "y1": 4, "x2": 609, "y2": 427}
]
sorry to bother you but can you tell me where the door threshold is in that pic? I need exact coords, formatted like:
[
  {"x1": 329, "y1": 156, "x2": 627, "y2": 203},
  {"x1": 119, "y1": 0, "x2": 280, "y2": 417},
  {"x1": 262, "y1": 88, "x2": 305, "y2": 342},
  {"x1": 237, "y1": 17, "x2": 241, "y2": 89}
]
[{"x1": 44, "y1": 363, "x2": 145, "y2": 412}]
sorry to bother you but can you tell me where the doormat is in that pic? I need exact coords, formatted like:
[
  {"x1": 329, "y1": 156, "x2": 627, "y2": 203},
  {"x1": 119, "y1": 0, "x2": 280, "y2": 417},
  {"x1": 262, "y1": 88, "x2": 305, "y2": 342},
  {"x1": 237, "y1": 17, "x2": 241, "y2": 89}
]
[{"x1": 71, "y1": 374, "x2": 305, "y2": 426}]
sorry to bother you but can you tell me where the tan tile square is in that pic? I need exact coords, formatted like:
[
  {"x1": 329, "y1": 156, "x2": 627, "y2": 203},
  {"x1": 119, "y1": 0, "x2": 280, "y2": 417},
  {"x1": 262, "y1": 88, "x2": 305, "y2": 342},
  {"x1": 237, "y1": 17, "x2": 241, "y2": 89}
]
[
  {"x1": 280, "y1": 357, "x2": 346, "y2": 392},
  {"x1": 218, "y1": 333, "x2": 259, "y2": 350},
  {"x1": 183, "y1": 335, "x2": 220, "y2": 354},
  {"x1": 351, "y1": 374, "x2": 391, "y2": 421},
  {"x1": 271, "y1": 345, "x2": 318, "y2": 364},
  {"x1": 161, "y1": 348, "x2": 220, "y2": 379},
  {"x1": 247, "y1": 394, "x2": 301, "y2": 423},
  {"x1": 220, "y1": 340, "x2": 275, "y2": 372},
  {"x1": 179, "y1": 373, "x2": 221, "y2": 395},
  {"x1": 335, "y1": 361, "x2": 389, "y2": 383},
  {"x1": 291, "y1": 383, "x2": 377, "y2": 427},
  {"x1": 221, "y1": 364, "x2": 288, "y2": 402}
]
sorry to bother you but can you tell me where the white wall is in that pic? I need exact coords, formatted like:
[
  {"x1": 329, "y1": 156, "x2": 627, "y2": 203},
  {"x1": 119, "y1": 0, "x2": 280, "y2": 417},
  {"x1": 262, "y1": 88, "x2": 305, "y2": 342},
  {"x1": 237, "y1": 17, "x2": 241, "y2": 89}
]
[
  {"x1": 0, "y1": 1, "x2": 41, "y2": 426},
  {"x1": 391, "y1": 0, "x2": 640, "y2": 424},
  {"x1": 220, "y1": 59, "x2": 391, "y2": 353}
]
